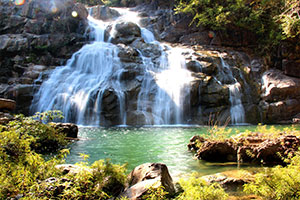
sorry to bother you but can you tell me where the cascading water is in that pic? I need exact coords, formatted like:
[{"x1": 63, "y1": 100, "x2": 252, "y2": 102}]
[
  {"x1": 219, "y1": 55, "x2": 246, "y2": 124},
  {"x1": 31, "y1": 16, "x2": 127, "y2": 126},
  {"x1": 31, "y1": 8, "x2": 192, "y2": 126},
  {"x1": 137, "y1": 45, "x2": 192, "y2": 125}
]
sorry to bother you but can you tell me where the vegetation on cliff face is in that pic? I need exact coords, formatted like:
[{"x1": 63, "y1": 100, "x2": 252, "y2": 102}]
[{"x1": 175, "y1": 0, "x2": 300, "y2": 49}]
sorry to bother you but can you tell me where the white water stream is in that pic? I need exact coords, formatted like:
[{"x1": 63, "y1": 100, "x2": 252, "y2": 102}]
[{"x1": 219, "y1": 55, "x2": 246, "y2": 124}]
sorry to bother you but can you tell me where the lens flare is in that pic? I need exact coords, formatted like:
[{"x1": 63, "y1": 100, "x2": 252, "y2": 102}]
[
  {"x1": 14, "y1": 0, "x2": 26, "y2": 6},
  {"x1": 72, "y1": 11, "x2": 78, "y2": 18}
]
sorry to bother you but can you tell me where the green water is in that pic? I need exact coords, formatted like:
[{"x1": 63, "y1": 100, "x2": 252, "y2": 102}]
[{"x1": 66, "y1": 125, "x2": 298, "y2": 178}]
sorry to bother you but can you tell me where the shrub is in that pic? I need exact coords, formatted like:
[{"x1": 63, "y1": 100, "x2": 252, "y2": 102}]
[
  {"x1": 142, "y1": 185, "x2": 169, "y2": 200},
  {"x1": 2, "y1": 111, "x2": 67, "y2": 153},
  {"x1": 25, "y1": 159, "x2": 127, "y2": 199},
  {"x1": 0, "y1": 130, "x2": 66, "y2": 199},
  {"x1": 244, "y1": 153, "x2": 300, "y2": 199},
  {"x1": 175, "y1": 173, "x2": 228, "y2": 200},
  {"x1": 0, "y1": 111, "x2": 128, "y2": 199}
]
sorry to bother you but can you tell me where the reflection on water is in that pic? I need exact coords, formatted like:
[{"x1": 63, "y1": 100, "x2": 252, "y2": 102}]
[{"x1": 66, "y1": 126, "x2": 295, "y2": 178}]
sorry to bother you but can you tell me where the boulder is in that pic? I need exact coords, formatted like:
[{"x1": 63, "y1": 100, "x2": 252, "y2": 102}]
[
  {"x1": 262, "y1": 99, "x2": 300, "y2": 123},
  {"x1": 0, "y1": 112, "x2": 14, "y2": 124},
  {"x1": 117, "y1": 45, "x2": 142, "y2": 63},
  {"x1": 255, "y1": 135, "x2": 300, "y2": 164},
  {"x1": 282, "y1": 59, "x2": 300, "y2": 78},
  {"x1": 196, "y1": 140, "x2": 237, "y2": 162},
  {"x1": 190, "y1": 134, "x2": 300, "y2": 164},
  {"x1": 89, "y1": 5, "x2": 120, "y2": 21},
  {"x1": 260, "y1": 69, "x2": 300, "y2": 123},
  {"x1": 108, "y1": 21, "x2": 141, "y2": 45},
  {"x1": 0, "y1": 98, "x2": 16, "y2": 111},
  {"x1": 51, "y1": 122, "x2": 78, "y2": 138},
  {"x1": 203, "y1": 170, "x2": 253, "y2": 192},
  {"x1": 120, "y1": 163, "x2": 175, "y2": 200},
  {"x1": 261, "y1": 69, "x2": 300, "y2": 102}
]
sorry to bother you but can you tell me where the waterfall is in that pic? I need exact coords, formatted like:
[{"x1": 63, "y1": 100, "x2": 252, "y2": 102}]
[
  {"x1": 31, "y1": 16, "x2": 126, "y2": 126},
  {"x1": 137, "y1": 30, "x2": 192, "y2": 125},
  {"x1": 31, "y1": 8, "x2": 192, "y2": 126},
  {"x1": 229, "y1": 83, "x2": 245, "y2": 124},
  {"x1": 219, "y1": 55, "x2": 245, "y2": 124}
]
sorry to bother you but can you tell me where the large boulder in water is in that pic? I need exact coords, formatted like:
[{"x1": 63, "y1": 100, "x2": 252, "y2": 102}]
[
  {"x1": 108, "y1": 21, "x2": 141, "y2": 45},
  {"x1": 89, "y1": 5, "x2": 120, "y2": 21},
  {"x1": 51, "y1": 122, "x2": 78, "y2": 138},
  {"x1": 120, "y1": 163, "x2": 175, "y2": 199}
]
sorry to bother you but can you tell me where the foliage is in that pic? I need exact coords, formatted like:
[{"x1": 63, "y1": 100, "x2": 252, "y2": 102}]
[
  {"x1": 235, "y1": 124, "x2": 300, "y2": 141},
  {"x1": 1, "y1": 111, "x2": 67, "y2": 153},
  {"x1": 175, "y1": 0, "x2": 300, "y2": 51},
  {"x1": 26, "y1": 159, "x2": 127, "y2": 200},
  {"x1": 142, "y1": 185, "x2": 169, "y2": 200},
  {"x1": 175, "y1": 173, "x2": 228, "y2": 200},
  {"x1": 276, "y1": 0, "x2": 300, "y2": 38},
  {"x1": 244, "y1": 153, "x2": 300, "y2": 199},
  {"x1": 0, "y1": 111, "x2": 128, "y2": 199},
  {"x1": 0, "y1": 129, "x2": 67, "y2": 199}
]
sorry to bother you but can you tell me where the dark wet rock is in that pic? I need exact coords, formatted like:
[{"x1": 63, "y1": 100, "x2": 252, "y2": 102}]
[
  {"x1": 131, "y1": 40, "x2": 162, "y2": 59},
  {"x1": 126, "y1": 111, "x2": 154, "y2": 126},
  {"x1": 120, "y1": 163, "x2": 175, "y2": 200},
  {"x1": 89, "y1": 5, "x2": 120, "y2": 21},
  {"x1": 100, "y1": 89, "x2": 123, "y2": 126},
  {"x1": 179, "y1": 31, "x2": 212, "y2": 45},
  {"x1": 187, "y1": 135, "x2": 205, "y2": 151},
  {"x1": 51, "y1": 122, "x2": 78, "y2": 138},
  {"x1": 108, "y1": 21, "x2": 141, "y2": 45},
  {"x1": 0, "y1": 98, "x2": 16, "y2": 111},
  {"x1": 282, "y1": 59, "x2": 300, "y2": 78},
  {"x1": 118, "y1": 45, "x2": 142, "y2": 63},
  {"x1": 197, "y1": 140, "x2": 237, "y2": 162}
]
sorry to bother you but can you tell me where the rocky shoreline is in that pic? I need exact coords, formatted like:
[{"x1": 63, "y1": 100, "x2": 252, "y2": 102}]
[{"x1": 188, "y1": 132, "x2": 300, "y2": 165}]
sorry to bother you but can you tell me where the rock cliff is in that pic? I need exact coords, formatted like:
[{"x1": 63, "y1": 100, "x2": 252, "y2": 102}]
[{"x1": 0, "y1": 0, "x2": 88, "y2": 114}]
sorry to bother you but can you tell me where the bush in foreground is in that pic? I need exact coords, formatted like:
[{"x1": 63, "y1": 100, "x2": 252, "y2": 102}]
[
  {"x1": 244, "y1": 153, "x2": 300, "y2": 200},
  {"x1": 175, "y1": 173, "x2": 228, "y2": 200}
]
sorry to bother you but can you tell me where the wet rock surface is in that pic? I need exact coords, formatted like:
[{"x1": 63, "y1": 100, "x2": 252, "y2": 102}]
[{"x1": 51, "y1": 122, "x2": 78, "y2": 138}]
